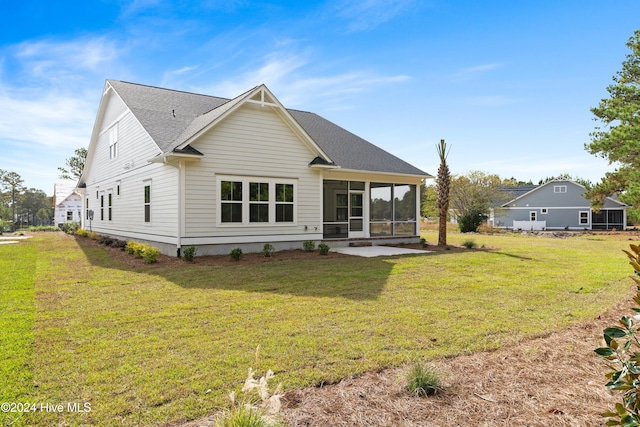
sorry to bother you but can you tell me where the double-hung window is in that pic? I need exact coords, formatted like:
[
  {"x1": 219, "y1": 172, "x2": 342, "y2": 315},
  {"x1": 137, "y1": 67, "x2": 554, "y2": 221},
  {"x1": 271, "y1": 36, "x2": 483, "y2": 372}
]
[
  {"x1": 221, "y1": 181, "x2": 243, "y2": 223},
  {"x1": 144, "y1": 185, "x2": 151, "y2": 223},
  {"x1": 109, "y1": 124, "x2": 119, "y2": 159},
  {"x1": 249, "y1": 182, "x2": 269, "y2": 223},
  {"x1": 276, "y1": 184, "x2": 294, "y2": 222}
]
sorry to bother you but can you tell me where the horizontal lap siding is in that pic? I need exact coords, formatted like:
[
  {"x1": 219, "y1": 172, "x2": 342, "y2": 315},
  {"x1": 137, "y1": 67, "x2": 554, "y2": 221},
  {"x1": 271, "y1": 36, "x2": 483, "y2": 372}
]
[
  {"x1": 185, "y1": 104, "x2": 321, "y2": 237},
  {"x1": 84, "y1": 95, "x2": 178, "y2": 239}
]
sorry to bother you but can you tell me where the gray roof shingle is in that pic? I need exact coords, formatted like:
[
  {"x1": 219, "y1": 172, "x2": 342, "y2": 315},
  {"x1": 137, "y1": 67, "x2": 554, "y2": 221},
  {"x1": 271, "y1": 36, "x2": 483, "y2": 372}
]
[{"x1": 107, "y1": 80, "x2": 429, "y2": 177}]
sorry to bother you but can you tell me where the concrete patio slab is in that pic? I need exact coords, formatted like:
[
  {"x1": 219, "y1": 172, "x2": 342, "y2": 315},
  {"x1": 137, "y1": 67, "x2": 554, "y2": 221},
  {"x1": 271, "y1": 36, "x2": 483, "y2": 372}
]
[{"x1": 331, "y1": 246, "x2": 431, "y2": 257}]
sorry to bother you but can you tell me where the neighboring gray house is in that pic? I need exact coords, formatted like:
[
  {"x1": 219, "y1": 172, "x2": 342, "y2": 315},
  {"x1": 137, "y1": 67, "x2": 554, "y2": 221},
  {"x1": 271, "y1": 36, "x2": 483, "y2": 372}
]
[
  {"x1": 78, "y1": 80, "x2": 430, "y2": 256},
  {"x1": 491, "y1": 179, "x2": 628, "y2": 231}
]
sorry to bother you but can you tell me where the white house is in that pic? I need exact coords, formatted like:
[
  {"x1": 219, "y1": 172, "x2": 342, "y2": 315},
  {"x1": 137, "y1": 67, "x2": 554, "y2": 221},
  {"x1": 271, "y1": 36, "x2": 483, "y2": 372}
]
[
  {"x1": 78, "y1": 80, "x2": 431, "y2": 256},
  {"x1": 53, "y1": 181, "x2": 83, "y2": 226},
  {"x1": 491, "y1": 179, "x2": 628, "y2": 231}
]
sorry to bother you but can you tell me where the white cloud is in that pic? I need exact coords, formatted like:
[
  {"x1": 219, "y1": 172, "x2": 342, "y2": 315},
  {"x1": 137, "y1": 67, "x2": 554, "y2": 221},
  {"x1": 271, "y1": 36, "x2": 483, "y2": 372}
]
[
  {"x1": 452, "y1": 62, "x2": 504, "y2": 81},
  {"x1": 332, "y1": 0, "x2": 417, "y2": 32},
  {"x1": 197, "y1": 51, "x2": 410, "y2": 108},
  {"x1": 14, "y1": 37, "x2": 118, "y2": 83}
]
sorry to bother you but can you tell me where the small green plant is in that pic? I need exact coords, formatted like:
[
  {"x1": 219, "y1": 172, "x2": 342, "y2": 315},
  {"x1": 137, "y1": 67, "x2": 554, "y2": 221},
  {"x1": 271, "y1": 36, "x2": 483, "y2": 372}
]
[
  {"x1": 60, "y1": 222, "x2": 80, "y2": 234},
  {"x1": 462, "y1": 239, "x2": 476, "y2": 249},
  {"x1": 318, "y1": 243, "x2": 330, "y2": 255},
  {"x1": 262, "y1": 244, "x2": 275, "y2": 258},
  {"x1": 142, "y1": 246, "x2": 160, "y2": 264},
  {"x1": 182, "y1": 246, "x2": 197, "y2": 262},
  {"x1": 406, "y1": 361, "x2": 442, "y2": 397},
  {"x1": 230, "y1": 248, "x2": 243, "y2": 261},
  {"x1": 595, "y1": 243, "x2": 640, "y2": 425},
  {"x1": 76, "y1": 228, "x2": 89, "y2": 237},
  {"x1": 302, "y1": 240, "x2": 315, "y2": 252},
  {"x1": 420, "y1": 237, "x2": 428, "y2": 248},
  {"x1": 125, "y1": 241, "x2": 160, "y2": 263}
]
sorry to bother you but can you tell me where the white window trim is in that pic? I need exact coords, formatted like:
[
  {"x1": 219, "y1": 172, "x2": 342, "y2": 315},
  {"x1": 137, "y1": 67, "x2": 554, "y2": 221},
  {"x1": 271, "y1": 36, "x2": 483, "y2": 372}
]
[
  {"x1": 579, "y1": 210, "x2": 590, "y2": 225},
  {"x1": 109, "y1": 124, "x2": 119, "y2": 159},
  {"x1": 530, "y1": 211, "x2": 537, "y2": 221},
  {"x1": 143, "y1": 179, "x2": 152, "y2": 225},
  {"x1": 541, "y1": 208, "x2": 548, "y2": 214},
  {"x1": 216, "y1": 175, "x2": 297, "y2": 226},
  {"x1": 554, "y1": 185, "x2": 567, "y2": 193}
]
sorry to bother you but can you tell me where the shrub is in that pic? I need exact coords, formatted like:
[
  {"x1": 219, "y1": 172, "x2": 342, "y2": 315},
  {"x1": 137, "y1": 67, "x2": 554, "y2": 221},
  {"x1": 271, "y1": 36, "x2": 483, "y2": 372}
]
[
  {"x1": 302, "y1": 240, "x2": 315, "y2": 252},
  {"x1": 230, "y1": 248, "x2": 243, "y2": 261},
  {"x1": 420, "y1": 237, "x2": 428, "y2": 248},
  {"x1": 406, "y1": 361, "x2": 442, "y2": 397},
  {"x1": 262, "y1": 244, "x2": 275, "y2": 258},
  {"x1": 462, "y1": 239, "x2": 477, "y2": 249},
  {"x1": 125, "y1": 241, "x2": 141, "y2": 256},
  {"x1": 142, "y1": 246, "x2": 160, "y2": 264},
  {"x1": 99, "y1": 236, "x2": 114, "y2": 246},
  {"x1": 318, "y1": 243, "x2": 330, "y2": 255},
  {"x1": 595, "y1": 243, "x2": 640, "y2": 425},
  {"x1": 182, "y1": 246, "x2": 197, "y2": 262},
  {"x1": 28, "y1": 226, "x2": 60, "y2": 232},
  {"x1": 76, "y1": 228, "x2": 89, "y2": 237},
  {"x1": 458, "y1": 210, "x2": 488, "y2": 233},
  {"x1": 109, "y1": 238, "x2": 127, "y2": 249},
  {"x1": 60, "y1": 222, "x2": 80, "y2": 235},
  {"x1": 88, "y1": 231, "x2": 100, "y2": 240}
]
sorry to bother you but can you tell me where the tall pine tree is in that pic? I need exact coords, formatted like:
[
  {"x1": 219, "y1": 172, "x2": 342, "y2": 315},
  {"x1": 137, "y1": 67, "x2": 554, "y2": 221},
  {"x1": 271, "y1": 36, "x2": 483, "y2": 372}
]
[{"x1": 586, "y1": 29, "x2": 640, "y2": 211}]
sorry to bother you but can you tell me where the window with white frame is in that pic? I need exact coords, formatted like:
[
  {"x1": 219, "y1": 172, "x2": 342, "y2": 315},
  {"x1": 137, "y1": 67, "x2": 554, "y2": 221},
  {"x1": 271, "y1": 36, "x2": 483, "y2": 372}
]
[
  {"x1": 530, "y1": 211, "x2": 537, "y2": 221},
  {"x1": 541, "y1": 208, "x2": 548, "y2": 214},
  {"x1": 108, "y1": 192, "x2": 113, "y2": 221},
  {"x1": 275, "y1": 184, "x2": 294, "y2": 222},
  {"x1": 579, "y1": 211, "x2": 589, "y2": 225},
  {"x1": 554, "y1": 185, "x2": 567, "y2": 193},
  {"x1": 109, "y1": 124, "x2": 119, "y2": 159},
  {"x1": 218, "y1": 176, "x2": 296, "y2": 225},
  {"x1": 144, "y1": 184, "x2": 151, "y2": 223}
]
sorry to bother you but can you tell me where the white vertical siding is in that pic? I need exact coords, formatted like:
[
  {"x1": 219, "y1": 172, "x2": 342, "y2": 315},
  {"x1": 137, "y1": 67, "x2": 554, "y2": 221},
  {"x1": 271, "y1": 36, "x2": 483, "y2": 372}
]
[{"x1": 184, "y1": 103, "x2": 322, "y2": 239}]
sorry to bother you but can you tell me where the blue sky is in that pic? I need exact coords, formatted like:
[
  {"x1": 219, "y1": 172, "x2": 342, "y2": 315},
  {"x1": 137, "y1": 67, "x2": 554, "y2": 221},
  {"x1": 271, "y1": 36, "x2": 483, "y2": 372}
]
[{"x1": 1, "y1": 0, "x2": 639, "y2": 194}]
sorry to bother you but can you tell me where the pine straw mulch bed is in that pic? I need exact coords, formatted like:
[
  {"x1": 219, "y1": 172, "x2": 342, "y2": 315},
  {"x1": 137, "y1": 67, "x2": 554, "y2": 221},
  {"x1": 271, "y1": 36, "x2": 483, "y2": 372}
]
[{"x1": 279, "y1": 292, "x2": 630, "y2": 427}]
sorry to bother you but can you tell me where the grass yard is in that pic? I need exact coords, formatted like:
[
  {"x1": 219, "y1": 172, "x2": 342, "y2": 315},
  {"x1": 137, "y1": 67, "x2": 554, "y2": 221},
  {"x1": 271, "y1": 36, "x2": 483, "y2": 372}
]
[{"x1": 0, "y1": 231, "x2": 636, "y2": 426}]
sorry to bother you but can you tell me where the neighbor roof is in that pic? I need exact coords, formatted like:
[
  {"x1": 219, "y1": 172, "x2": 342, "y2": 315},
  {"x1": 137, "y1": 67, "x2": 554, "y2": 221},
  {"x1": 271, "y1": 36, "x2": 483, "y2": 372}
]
[{"x1": 107, "y1": 80, "x2": 429, "y2": 177}]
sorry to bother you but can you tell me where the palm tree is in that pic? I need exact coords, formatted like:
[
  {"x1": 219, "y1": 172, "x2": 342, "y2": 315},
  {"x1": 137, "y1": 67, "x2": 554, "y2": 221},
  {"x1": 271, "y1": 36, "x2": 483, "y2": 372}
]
[{"x1": 436, "y1": 139, "x2": 451, "y2": 246}]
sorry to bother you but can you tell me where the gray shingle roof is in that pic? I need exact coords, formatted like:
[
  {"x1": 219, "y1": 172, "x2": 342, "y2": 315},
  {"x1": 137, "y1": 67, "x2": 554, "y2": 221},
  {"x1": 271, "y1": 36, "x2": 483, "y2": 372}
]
[{"x1": 107, "y1": 80, "x2": 429, "y2": 177}]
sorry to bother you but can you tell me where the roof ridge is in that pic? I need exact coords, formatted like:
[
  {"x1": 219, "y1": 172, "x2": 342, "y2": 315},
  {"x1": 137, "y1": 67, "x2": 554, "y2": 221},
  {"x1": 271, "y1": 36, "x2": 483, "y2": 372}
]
[{"x1": 108, "y1": 79, "x2": 230, "y2": 102}]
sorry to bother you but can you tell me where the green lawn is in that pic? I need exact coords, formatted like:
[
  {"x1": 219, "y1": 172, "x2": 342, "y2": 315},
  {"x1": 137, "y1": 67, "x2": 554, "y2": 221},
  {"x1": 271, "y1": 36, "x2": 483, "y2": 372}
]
[{"x1": 0, "y1": 232, "x2": 635, "y2": 426}]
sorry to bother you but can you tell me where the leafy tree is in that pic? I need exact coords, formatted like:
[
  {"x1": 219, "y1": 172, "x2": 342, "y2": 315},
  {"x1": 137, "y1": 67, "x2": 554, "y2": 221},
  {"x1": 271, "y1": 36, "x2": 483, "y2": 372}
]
[
  {"x1": 58, "y1": 147, "x2": 87, "y2": 181},
  {"x1": 585, "y1": 29, "x2": 640, "y2": 212},
  {"x1": 450, "y1": 171, "x2": 505, "y2": 233},
  {"x1": 436, "y1": 139, "x2": 451, "y2": 246},
  {"x1": 421, "y1": 183, "x2": 438, "y2": 219},
  {"x1": 20, "y1": 189, "x2": 50, "y2": 227},
  {"x1": 36, "y1": 208, "x2": 52, "y2": 226}
]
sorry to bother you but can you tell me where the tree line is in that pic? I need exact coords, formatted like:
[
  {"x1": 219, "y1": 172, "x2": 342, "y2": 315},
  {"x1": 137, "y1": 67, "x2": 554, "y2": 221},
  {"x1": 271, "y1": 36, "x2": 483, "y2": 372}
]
[{"x1": 0, "y1": 170, "x2": 52, "y2": 231}]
